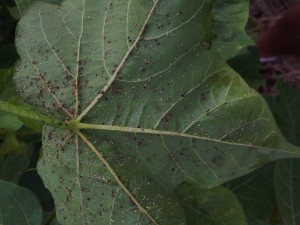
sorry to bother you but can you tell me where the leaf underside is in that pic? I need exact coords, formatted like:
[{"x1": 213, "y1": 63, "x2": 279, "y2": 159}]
[{"x1": 14, "y1": 0, "x2": 300, "y2": 224}]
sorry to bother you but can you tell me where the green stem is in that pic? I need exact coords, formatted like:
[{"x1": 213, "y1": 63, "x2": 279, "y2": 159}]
[{"x1": 0, "y1": 101, "x2": 68, "y2": 129}]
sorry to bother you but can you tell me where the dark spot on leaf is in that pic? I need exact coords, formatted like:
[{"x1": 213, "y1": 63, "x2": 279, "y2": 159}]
[
  {"x1": 162, "y1": 113, "x2": 172, "y2": 123},
  {"x1": 139, "y1": 67, "x2": 146, "y2": 73},
  {"x1": 211, "y1": 155, "x2": 222, "y2": 166},
  {"x1": 200, "y1": 94, "x2": 208, "y2": 101},
  {"x1": 112, "y1": 86, "x2": 124, "y2": 94}
]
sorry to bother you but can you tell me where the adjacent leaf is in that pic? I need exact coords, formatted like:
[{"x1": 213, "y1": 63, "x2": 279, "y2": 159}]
[
  {"x1": 13, "y1": 0, "x2": 300, "y2": 224},
  {"x1": 211, "y1": 0, "x2": 253, "y2": 59},
  {"x1": 226, "y1": 164, "x2": 277, "y2": 223},
  {"x1": 43, "y1": 212, "x2": 61, "y2": 225},
  {"x1": 0, "y1": 44, "x2": 19, "y2": 68},
  {"x1": 266, "y1": 83, "x2": 300, "y2": 225},
  {"x1": 0, "y1": 68, "x2": 17, "y2": 101},
  {"x1": 15, "y1": 0, "x2": 63, "y2": 16},
  {"x1": 0, "y1": 68, "x2": 35, "y2": 183},
  {"x1": 228, "y1": 46, "x2": 264, "y2": 89},
  {"x1": 19, "y1": 169, "x2": 56, "y2": 212},
  {"x1": 176, "y1": 183, "x2": 247, "y2": 225},
  {"x1": 275, "y1": 160, "x2": 300, "y2": 225},
  {"x1": 0, "y1": 68, "x2": 43, "y2": 132},
  {"x1": 7, "y1": 4, "x2": 21, "y2": 20},
  {"x1": 18, "y1": 117, "x2": 43, "y2": 132},
  {"x1": 247, "y1": 219, "x2": 271, "y2": 225},
  {"x1": 265, "y1": 83, "x2": 300, "y2": 145},
  {"x1": 0, "y1": 180, "x2": 43, "y2": 225},
  {"x1": 0, "y1": 145, "x2": 32, "y2": 183},
  {"x1": 51, "y1": 218, "x2": 62, "y2": 225},
  {"x1": 0, "y1": 113, "x2": 23, "y2": 132},
  {"x1": 0, "y1": 133, "x2": 27, "y2": 155},
  {"x1": 15, "y1": 0, "x2": 34, "y2": 15},
  {"x1": 50, "y1": 217, "x2": 61, "y2": 225},
  {"x1": 0, "y1": 68, "x2": 23, "y2": 131},
  {"x1": 0, "y1": 3, "x2": 15, "y2": 45}
]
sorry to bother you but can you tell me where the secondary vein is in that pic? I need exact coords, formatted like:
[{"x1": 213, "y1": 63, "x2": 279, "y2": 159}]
[
  {"x1": 77, "y1": 131, "x2": 159, "y2": 225},
  {"x1": 76, "y1": 1, "x2": 159, "y2": 122},
  {"x1": 75, "y1": 0, "x2": 86, "y2": 117}
]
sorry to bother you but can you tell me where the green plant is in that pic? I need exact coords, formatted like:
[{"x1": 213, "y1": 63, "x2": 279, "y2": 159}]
[{"x1": 1, "y1": 0, "x2": 300, "y2": 225}]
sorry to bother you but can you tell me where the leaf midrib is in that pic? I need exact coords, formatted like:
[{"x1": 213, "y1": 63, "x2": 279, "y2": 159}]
[
  {"x1": 77, "y1": 122, "x2": 295, "y2": 154},
  {"x1": 0, "y1": 100, "x2": 294, "y2": 155}
]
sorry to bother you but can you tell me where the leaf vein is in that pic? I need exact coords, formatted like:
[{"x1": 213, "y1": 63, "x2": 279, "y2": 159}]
[
  {"x1": 78, "y1": 131, "x2": 160, "y2": 225},
  {"x1": 24, "y1": 49, "x2": 73, "y2": 117},
  {"x1": 77, "y1": 0, "x2": 160, "y2": 121},
  {"x1": 109, "y1": 188, "x2": 120, "y2": 225},
  {"x1": 116, "y1": 42, "x2": 202, "y2": 83},
  {"x1": 8, "y1": 190, "x2": 30, "y2": 225},
  {"x1": 144, "y1": 1, "x2": 205, "y2": 40},
  {"x1": 75, "y1": 0, "x2": 86, "y2": 116},
  {"x1": 102, "y1": 0, "x2": 113, "y2": 78},
  {"x1": 77, "y1": 122, "x2": 297, "y2": 155},
  {"x1": 182, "y1": 95, "x2": 256, "y2": 133},
  {"x1": 38, "y1": 10, "x2": 73, "y2": 82},
  {"x1": 59, "y1": 10, "x2": 78, "y2": 40},
  {"x1": 126, "y1": 0, "x2": 132, "y2": 49},
  {"x1": 160, "y1": 135, "x2": 198, "y2": 183}
]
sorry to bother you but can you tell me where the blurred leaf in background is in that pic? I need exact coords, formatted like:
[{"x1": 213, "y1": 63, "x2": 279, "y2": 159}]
[
  {"x1": 228, "y1": 46, "x2": 265, "y2": 90},
  {"x1": 226, "y1": 164, "x2": 280, "y2": 225},
  {"x1": 176, "y1": 183, "x2": 247, "y2": 225},
  {"x1": 0, "y1": 0, "x2": 19, "y2": 68},
  {"x1": 0, "y1": 179, "x2": 43, "y2": 225},
  {"x1": 265, "y1": 82, "x2": 300, "y2": 225}
]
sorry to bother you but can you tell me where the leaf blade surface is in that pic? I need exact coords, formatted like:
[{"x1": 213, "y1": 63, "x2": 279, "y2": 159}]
[{"x1": 13, "y1": 1, "x2": 300, "y2": 224}]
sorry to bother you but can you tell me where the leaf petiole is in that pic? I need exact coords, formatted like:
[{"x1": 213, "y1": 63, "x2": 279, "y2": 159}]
[{"x1": 0, "y1": 101, "x2": 68, "y2": 129}]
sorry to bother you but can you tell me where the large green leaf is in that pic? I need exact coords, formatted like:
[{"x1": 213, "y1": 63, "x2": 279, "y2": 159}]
[
  {"x1": 12, "y1": 0, "x2": 300, "y2": 224},
  {"x1": 0, "y1": 179, "x2": 43, "y2": 225},
  {"x1": 176, "y1": 183, "x2": 247, "y2": 225},
  {"x1": 266, "y1": 83, "x2": 300, "y2": 225}
]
